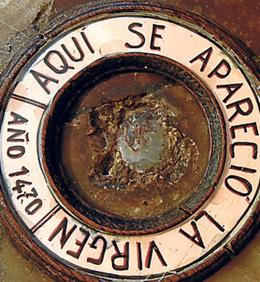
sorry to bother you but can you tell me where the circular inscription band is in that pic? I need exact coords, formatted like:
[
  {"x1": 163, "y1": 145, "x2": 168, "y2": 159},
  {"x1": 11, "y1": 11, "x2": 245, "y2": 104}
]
[{"x1": 0, "y1": 2, "x2": 259, "y2": 281}]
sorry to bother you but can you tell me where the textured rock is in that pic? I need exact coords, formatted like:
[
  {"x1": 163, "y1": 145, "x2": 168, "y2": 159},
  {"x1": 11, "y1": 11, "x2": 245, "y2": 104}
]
[{"x1": 0, "y1": 0, "x2": 53, "y2": 73}]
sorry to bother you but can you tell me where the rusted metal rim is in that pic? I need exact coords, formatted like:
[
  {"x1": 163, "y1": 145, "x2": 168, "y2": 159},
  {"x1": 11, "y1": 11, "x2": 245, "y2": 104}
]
[{"x1": 42, "y1": 53, "x2": 225, "y2": 235}]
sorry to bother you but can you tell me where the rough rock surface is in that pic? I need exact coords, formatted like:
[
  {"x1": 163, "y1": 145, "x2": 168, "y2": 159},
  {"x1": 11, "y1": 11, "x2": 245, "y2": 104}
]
[{"x1": 0, "y1": 0, "x2": 53, "y2": 73}]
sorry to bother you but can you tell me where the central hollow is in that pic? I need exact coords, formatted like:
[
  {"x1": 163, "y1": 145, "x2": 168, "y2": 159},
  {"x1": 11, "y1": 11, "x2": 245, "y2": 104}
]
[
  {"x1": 58, "y1": 71, "x2": 211, "y2": 219},
  {"x1": 88, "y1": 91, "x2": 200, "y2": 190}
]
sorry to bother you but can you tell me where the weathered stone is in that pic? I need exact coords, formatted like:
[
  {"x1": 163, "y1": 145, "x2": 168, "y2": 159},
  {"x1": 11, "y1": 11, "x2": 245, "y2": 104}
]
[{"x1": 0, "y1": 0, "x2": 53, "y2": 73}]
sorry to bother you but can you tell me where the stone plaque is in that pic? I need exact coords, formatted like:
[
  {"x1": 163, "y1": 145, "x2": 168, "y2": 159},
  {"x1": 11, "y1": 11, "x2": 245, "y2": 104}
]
[{"x1": 0, "y1": 1, "x2": 259, "y2": 281}]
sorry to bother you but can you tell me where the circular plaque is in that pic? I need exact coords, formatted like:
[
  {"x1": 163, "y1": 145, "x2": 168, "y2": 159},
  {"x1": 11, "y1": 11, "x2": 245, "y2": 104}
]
[{"x1": 0, "y1": 1, "x2": 259, "y2": 281}]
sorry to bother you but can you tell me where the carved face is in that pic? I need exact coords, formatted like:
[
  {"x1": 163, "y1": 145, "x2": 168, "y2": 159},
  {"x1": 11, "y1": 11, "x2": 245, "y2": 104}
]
[{"x1": 87, "y1": 92, "x2": 199, "y2": 190}]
